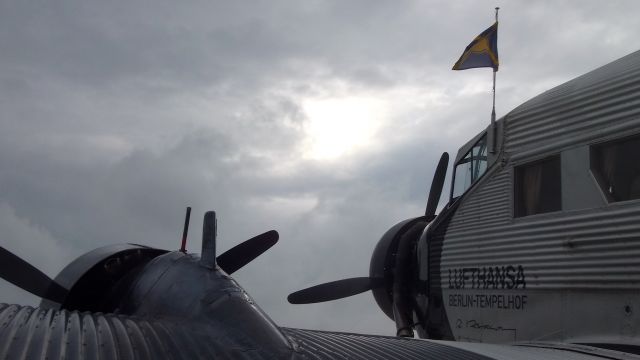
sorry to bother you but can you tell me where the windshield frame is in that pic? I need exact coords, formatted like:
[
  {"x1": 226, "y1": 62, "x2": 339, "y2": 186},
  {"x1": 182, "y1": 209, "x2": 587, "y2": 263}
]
[{"x1": 450, "y1": 132, "x2": 489, "y2": 201}]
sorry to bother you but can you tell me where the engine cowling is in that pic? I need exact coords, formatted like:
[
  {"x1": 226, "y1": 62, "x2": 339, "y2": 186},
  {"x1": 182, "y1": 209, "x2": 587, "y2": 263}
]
[
  {"x1": 40, "y1": 244, "x2": 168, "y2": 312},
  {"x1": 369, "y1": 216, "x2": 427, "y2": 320}
]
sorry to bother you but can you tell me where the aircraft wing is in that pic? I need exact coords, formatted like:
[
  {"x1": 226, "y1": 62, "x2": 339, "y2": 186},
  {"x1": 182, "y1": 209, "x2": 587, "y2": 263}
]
[
  {"x1": 282, "y1": 328, "x2": 639, "y2": 360},
  {"x1": 1, "y1": 303, "x2": 636, "y2": 360}
]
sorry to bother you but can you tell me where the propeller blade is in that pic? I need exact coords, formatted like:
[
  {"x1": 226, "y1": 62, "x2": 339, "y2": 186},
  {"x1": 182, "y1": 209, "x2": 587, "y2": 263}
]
[
  {"x1": 0, "y1": 247, "x2": 67, "y2": 303},
  {"x1": 288, "y1": 277, "x2": 384, "y2": 304},
  {"x1": 425, "y1": 152, "x2": 449, "y2": 219},
  {"x1": 216, "y1": 230, "x2": 279, "y2": 274}
]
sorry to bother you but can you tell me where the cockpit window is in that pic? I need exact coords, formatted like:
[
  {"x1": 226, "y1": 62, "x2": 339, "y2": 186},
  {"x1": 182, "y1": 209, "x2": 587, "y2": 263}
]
[
  {"x1": 591, "y1": 134, "x2": 640, "y2": 202},
  {"x1": 452, "y1": 134, "x2": 488, "y2": 198}
]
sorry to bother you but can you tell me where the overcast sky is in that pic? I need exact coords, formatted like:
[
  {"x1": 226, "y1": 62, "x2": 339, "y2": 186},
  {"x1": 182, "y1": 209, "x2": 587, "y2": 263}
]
[{"x1": 2, "y1": 1, "x2": 640, "y2": 336}]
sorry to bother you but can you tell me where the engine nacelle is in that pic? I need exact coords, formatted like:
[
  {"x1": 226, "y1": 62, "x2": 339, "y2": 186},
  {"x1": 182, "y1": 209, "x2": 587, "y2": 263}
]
[
  {"x1": 369, "y1": 216, "x2": 427, "y2": 320},
  {"x1": 40, "y1": 244, "x2": 168, "y2": 312}
]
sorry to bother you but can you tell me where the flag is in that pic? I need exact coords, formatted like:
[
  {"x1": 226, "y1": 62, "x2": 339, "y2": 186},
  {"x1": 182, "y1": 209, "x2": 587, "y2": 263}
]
[{"x1": 452, "y1": 22, "x2": 499, "y2": 71}]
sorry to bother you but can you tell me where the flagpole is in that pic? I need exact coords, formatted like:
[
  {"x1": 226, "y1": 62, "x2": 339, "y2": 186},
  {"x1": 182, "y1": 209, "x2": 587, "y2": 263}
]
[{"x1": 490, "y1": 7, "x2": 499, "y2": 153}]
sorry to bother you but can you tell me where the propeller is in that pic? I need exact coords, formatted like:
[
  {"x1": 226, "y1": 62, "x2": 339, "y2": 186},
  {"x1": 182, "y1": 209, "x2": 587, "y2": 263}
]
[
  {"x1": 1, "y1": 213, "x2": 278, "y2": 305},
  {"x1": 287, "y1": 152, "x2": 450, "y2": 305},
  {"x1": 216, "y1": 230, "x2": 279, "y2": 275},
  {"x1": 0, "y1": 247, "x2": 68, "y2": 303},
  {"x1": 288, "y1": 277, "x2": 384, "y2": 304},
  {"x1": 425, "y1": 152, "x2": 449, "y2": 219}
]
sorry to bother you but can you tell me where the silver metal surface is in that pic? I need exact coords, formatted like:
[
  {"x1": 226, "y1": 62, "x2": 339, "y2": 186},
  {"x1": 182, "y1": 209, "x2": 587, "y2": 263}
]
[
  {"x1": 0, "y1": 303, "x2": 493, "y2": 359},
  {"x1": 506, "y1": 50, "x2": 640, "y2": 159},
  {"x1": 430, "y1": 49, "x2": 640, "y2": 345},
  {"x1": 437, "y1": 341, "x2": 640, "y2": 360},
  {"x1": 283, "y1": 328, "x2": 495, "y2": 359},
  {"x1": 0, "y1": 303, "x2": 288, "y2": 359},
  {"x1": 3, "y1": 303, "x2": 636, "y2": 359},
  {"x1": 200, "y1": 211, "x2": 217, "y2": 268}
]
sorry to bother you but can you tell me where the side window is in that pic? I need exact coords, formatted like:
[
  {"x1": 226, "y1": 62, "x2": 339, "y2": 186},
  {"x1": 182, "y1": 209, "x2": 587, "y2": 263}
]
[
  {"x1": 591, "y1": 135, "x2": 640, "y2": 202},
  {"x1": 514, "y1": 155, "x2": 561, "y2": 217},
  {"x1": 452, "y1": 135, "x2": 488, "y2": 198}
]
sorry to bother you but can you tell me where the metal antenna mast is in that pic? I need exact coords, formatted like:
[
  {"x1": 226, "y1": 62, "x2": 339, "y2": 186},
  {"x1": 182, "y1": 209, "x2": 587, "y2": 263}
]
[{"x1": 490, "y1": 7, "x2": 500, "y2": 153}]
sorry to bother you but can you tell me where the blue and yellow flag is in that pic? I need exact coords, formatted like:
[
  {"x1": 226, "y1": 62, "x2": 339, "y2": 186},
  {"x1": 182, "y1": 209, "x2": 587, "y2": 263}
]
[{"x1": 452, "y1": 22, "x2": 499, "y2": 71}]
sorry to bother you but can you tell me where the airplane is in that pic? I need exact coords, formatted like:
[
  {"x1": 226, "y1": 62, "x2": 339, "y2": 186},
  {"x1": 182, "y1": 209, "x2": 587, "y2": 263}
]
[{"x1": 2, "y1": 49, "x2": 640, "y2": 359}]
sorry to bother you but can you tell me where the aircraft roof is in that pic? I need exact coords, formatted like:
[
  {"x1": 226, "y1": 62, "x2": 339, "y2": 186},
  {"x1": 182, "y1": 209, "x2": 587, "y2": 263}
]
[{"x1": 503, "y1": 49, "x2": 640, "y2": 157}]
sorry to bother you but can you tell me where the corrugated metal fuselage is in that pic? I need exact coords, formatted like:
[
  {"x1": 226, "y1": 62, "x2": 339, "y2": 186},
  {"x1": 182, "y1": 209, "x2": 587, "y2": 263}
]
[{"x1": 419, "y1": 50, "x2": 640, "y2": 346}]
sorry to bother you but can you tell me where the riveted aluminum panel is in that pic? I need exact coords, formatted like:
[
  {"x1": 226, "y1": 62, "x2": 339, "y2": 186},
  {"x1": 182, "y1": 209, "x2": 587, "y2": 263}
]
[
  {"x1": 436, "y1": 164, "x2": 640, "y2": 341},
  {"x1": 4, "y1": 303, "x2": 636, "y2": 359},
  {"x1": 440, "y1": 168, "x2": 640, "y2": 290},
  {"x1": 504, "y1": 50, "x2": 640, "y2": 158},
  {"x1": 282, "y1": 328, "x2": 637, "y2": 360},
  {"x1": 437, "y1": 341, "x2": 636, "y2": 360},
  {"x1": 0, "y1": 303, "x2": 496, "y2": 360},
  {"x1": 429, "y1": 168, "x2": 512, "y2": 291},
  {"x1": 0, "y1": 303, "x2": 287, "y2": 359},
  {"x1": 282, "y1": 327, "x2": 494, "y2": 360},
  {"x1": 432, "y1": 50, "x2": 640, "y2": 345},
  {"x1": 439, "y1": 158, "x2": 640, "y2": 290}
]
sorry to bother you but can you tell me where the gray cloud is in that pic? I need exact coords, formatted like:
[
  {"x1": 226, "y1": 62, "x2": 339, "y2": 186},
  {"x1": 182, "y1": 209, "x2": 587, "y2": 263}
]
[{"x1": 1, "y1": 1, "x2": 640, "y2": 336}]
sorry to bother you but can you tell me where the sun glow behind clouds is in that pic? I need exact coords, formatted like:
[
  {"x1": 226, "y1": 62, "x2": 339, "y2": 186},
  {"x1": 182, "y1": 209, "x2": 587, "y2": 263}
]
[{"x1": 302, "y1": 96, "x2": 387, "y2": 160}]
